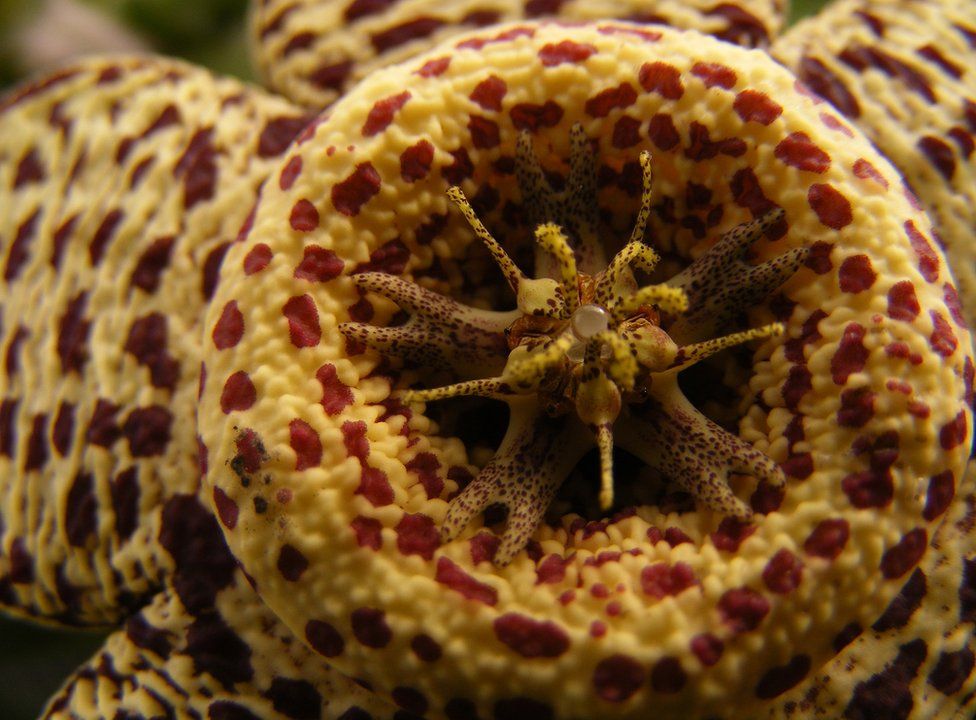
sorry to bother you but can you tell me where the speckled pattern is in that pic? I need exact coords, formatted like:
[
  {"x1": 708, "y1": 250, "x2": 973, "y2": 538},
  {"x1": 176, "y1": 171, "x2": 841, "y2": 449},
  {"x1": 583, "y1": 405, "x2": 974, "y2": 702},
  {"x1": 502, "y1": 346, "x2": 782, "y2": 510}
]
[{"x1": 3, "y1": 0, "x2": 976, "y2": 719}]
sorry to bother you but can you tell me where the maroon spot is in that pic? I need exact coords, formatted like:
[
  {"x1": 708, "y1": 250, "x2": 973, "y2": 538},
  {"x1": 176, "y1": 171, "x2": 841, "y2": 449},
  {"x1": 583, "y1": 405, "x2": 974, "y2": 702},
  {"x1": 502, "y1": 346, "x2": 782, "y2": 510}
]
[
  {"x1": 685, "y1": 122, "x2": 746, "y2": 161},
  {"x1": 8, "y1": 538, "x2": 33, "y2": 583},
  {"x1": 282, "y1": 31, "x2": 314, "y2": 55},
  {"x1": 830, "y1": 322, "x2": 868, "y2": 385},
  {"x1": 279, "y1": 155, "x2": 303, "y2": 190},
  {"x1": 839, "y1": 387, "x2": 876, "y2": 428},
  {"x1": 782, "y1": 365, "x2": 812, "y2": 411},
  {"x1": 316, "y1": 363, "x2": 353, "y2": 416},
  {"x1": 691, "y1": 61, "x2": 736, "y2": 89},
  {"x1": 411, "y1": 633, "x2": 442, "y2": 662},
  {"x1": 277, "y1": 544, "x2": 309, "y2": 581},
  {"x1": 470, "y1": 75, "x2": 506, "y2": 111},
  {"x1": 110, "y1": 467, "x2": 139, "y2": 541},
  {"x1": 638, "y1": 62, "x2": 683, "y2": 99},
  {"x1": 639, "y1": 562, "x2": 697, "y2": 598},
  {"x1": 243, "y1": 244, "x2": 272, "y2": 275},
  {"x1": 873, "y1": 569, "x2": 927, "y2": 633},
  {"x1": 646, "y1": 113, "x2": 679, "y2": 150},
  {"x1": 89, "y1": 208, "x2": 124, "y2": 266},
  {"x1": 87, "y1": 399, "x2": 121, "y2": 447},
  {"x1": 400, "y1": 140, "x2": 434, "y2": 182},
  {"x1": 845, "y1": 638, "x2": 926, "y2": 718},
  {"x1": 944, "y1": 284, "x2": 965, "y2": 326},
  {"x1": 887, "y1": 281, "x2": 920, "y2": 321},
  {"x1": 949, "y1": 126, "x2": 975, "y2": 157},
  {"x1": 220, "y1": 371, "x2": 257, "y2": 413},
  {"x1": 774, "y1": 132, "x2": 830, "y2": 173},
  {"x1": 442, "y1": 147, "x2": 474, "y2": 184},
  {"x1": 309, "y1": 60, "x2": 353, "y2": 91},
  {"x1": 691, "y1": 634, "x2": 724, "y2": 666},
  {"x1": 651, "y1": 657, "x2": 686, "y2": 694},
  {"x1": 924, "y1": 471, "x2": 955, "y2": 521},
  {"x1": 797, "y1": 57, "x2": 861, "y2": 118},
  {"x1": 350, "y1": 515, "x2": 383, "y2": 550},
  {"x1": 734, "y1": 90, "x2": 782, "y2": 125},
  {"x1": 535, "y1": 554, "x2": 569, "y2": 585},
  {"x1": 756, "y1": 655, "x2": 811, "y2": 699},
  {"x1": 52, "y1": 401, "x2": 74, "y2": 456},
  {"x1": 23, "y1": 413, "x2": 47, "y2": 472},
  {"x1": 918, "y1": 135, "x2": 956, "y2": 180},
  {"x1": 362, "y1": 91, "x2": 411, "y2": 136},
  {"x1": 351, "y1": 607, "x2": 392, "y2": 648},
  {"x1": 131, "y1": 236, "x2": 174, "y2": 292},
  {"x1": 808, "y1": 183, "x2": 852, "y2": 229},
  {"x1": 305, "y1": 619, "x2": 344, "y2": 658},
  {"x1": 416, "y1": 57, "x2": 450, "y2": 77},
  {"x1": 14, "y1": 148, "x2": 45, "y2": 188},
  {"x1": 718, "y1": 587, "x2": 770, "y2": 632},
  {"x1": 469, "y1": 532, "x2": 500, "y2": 565},
  {"x1": 392, "y1": 686, "x2": 427, "y2": 716},
  {"x1": 612, "y1": 116, "x2": 641, "y2": 148},
  {"x1": 929, "y1": 310, "x2": 958, "y2": 357},
  {"x1": 593, "y1": 654, "x2": 644, "y2": 702},
  {"x1": 395, "y1": 513, "x2": 439, "y2": 559},
  {"x1": 289, "y1": 419, "x2": 322, "y2": 470},
  {"x1": 201, "y1": 242, "x2": 230, "y2": 302},
  {"x1": 290, "y1": 199, "x2": 319, "y2": 232},
  {"x1": 371, "y1": 17, "x2": 444, "y2": 52},
  {"x1": 405, "y1": 452, "x2": 442, "y2": 499},
  {"x1": 344, "y1": 0, "x2": 394, "y2": 21},
  {"x1": 357, "y1": 467, "x2": 393, "y2": 507},
  {"x1": 853, "y1": 158, "x2": 888, "y2": 188},
  {"x1": 881, "y1": 528, "x2": 927, "y2": 579},
  {"x1": 49, "y1": 213, "x2": 78, "y2": 271},
  {"x1": 0, "y1": 399, "x2": 17, "y2": 457},
  {"x1": 352, "y1": 239, "x2": 409, "y2": 275},
  {"x1": 332, "y1": 162, "x2": 381, "y2": 216},
  {"x1": 905, "y1": 220, "x2": 939, "y2": 282},
  {"x1": 762, "y1": 549, "x2": 803, "y2": 594},
  {"x1": 494, "y1": 613, "x2": 570, "y2": 658},
  {"x1": 435, "y1": 556, "x2": 498, "y2": 605},
  {"x1": 174, "y1": 128, "x2": 217, "y2": 209},
  {"x1": 212, "y1": 301, "x2": 244, "y2": 349},
  {"x1": 928, "y1": 647, "x2": 975, "y2": 695},
  {"x1": 258, "y1": 116, "x2": 309, "y2": 158},
  {"x1": 342, "y1": 420, "x2": 369, "y2": 461},
  {"x1": 295, "y1": 246, "x2": 343, "y2": 282},
  {"x1": 122, "y1": 406, "x2": 172, "y2": 457},
  {"x1": 730, "y1": 167, "x2": 776, "y2": 216},
  {"x1": 283, "y1": 295, "x2": 321, "y2": 348},
  {"x1": 469, "y1": 115, "x2": 500, "y2": 149},
  {"x1": 510, "y1": 101, "x2": 563, "y2": 132},
  {"x1": 125, "y1": 313, "x2": 179, "y2": 390},
  {"x1": 65, "y1": 471, "x2": 96, "y2": 546},
  {"x1": 585, "y1": 83, "x2": 637, "y2": 118},
  {"x1": 539, "y1": 40, "x2": 596, "y2": 67},
  {"x1": 939, "y1": 411, "x2": 967, "y2": 450},
  {"x1": 843, "y1": 467, "x2": 894, "y2": 508},
  {"x1": 213, "y1": 486, "x2": 239, "y2": 529}
]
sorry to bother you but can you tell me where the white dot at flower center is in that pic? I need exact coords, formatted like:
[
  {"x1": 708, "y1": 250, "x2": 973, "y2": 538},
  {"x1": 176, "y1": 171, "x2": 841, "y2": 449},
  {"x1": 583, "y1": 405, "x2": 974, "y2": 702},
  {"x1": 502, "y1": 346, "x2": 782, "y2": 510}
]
[{"x1": 571, "y1": 304, "x2": 610, "y2": 340}]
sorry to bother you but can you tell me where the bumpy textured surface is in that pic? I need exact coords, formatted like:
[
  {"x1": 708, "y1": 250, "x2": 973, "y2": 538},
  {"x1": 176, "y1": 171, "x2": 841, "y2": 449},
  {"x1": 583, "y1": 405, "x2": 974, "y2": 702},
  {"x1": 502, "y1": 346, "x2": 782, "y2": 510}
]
[
  {"x1": 251, "y1": 0, "x2": 788, "y2": 108},
  {"x1": 199, "y1": 20, "x2": 971, "y2": 720}
]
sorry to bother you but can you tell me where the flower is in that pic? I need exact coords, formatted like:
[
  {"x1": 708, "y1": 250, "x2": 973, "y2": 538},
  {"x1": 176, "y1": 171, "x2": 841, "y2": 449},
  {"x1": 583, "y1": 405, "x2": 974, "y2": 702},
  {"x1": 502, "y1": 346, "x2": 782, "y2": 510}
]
[{"x1": 1, "y1": 1, "x2": 974, "y2": 719}]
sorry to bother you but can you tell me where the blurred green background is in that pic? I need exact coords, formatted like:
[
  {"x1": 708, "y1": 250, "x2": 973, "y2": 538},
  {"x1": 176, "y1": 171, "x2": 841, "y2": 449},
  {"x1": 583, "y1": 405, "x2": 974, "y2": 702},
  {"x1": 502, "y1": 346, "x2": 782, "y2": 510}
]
[{"x1": 0, "y1": 0, "x2": 829, "y2": 717}]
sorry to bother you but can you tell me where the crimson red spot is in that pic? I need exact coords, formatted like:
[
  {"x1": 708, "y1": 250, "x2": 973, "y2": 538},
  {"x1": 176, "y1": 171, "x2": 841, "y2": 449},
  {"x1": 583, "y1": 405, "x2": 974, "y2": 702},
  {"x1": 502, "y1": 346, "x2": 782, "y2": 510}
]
[
  {"x1": 638, "y1": 62, "x2": 683, "y2": 99},
  {"x1": 357, "y1": 467, "x2": 393, "y2": 507},
  {"x1": 494, "y1": 613, "x2": 569, "y2": 658},
  {"x1": 243, "y1": 243, "x2": 272, "y2": 275},
  {"x1": 593, "y1": 655, "x2": 644, "y2": 702},
  {"x1": 332, "y1": 162, "x2": 381, "y2": 216},
  {"x1": 283, "y1": 294, "x2": 320, "y2": 347},
  {"x1": 640, "y1": 562, "x2": 697, "y2": 598},
  {"x1": 782, "y1": 365, "x2": 812, "y2": 411},
  {"x1": 212, "y1": 301, "x2": 244, "y2": 349},
  {"x1": 277, "y1": 544, "x2": 309, "y2": 581},
  {"x1": 220, "y1": 371, "x2": 256, "y2": 413},
  {"x1": 647, "y1": 113, "x2": 679, "y2": 150},
  {"x1": 351, "y1": 516, "x2": 383, "y2": 550},
  {"x1": 351, "y1": 607, "x2": 392, "y2": 648},
  {"x1": 853, "y1": 158, "x2": 888, "y2": 188},
  {"x1": 306, "y1": 619, "x2": 344, "y2": 657},
  {"x1": 395, "y1": 513, "x2": 439, "y2": 559},
  {"x1": 887, "y1": 281, "x2": 920, "y2": 321},
  {"x1": 940, "y1": 411, "x2": 968, "y2": 450},
  {"x1": 808, "y1": 183, "x2": 852, "y2": 229},
  {"x1": 718, "y1": 587, "x2": 770, "y2": 632},
  {"x1": 691, "y1": 634, "x2": 724, "y2": 666},
  {"x1": 416, "y1": 57, "x2": 450, "y2": 77},
  {"x1": 405, "y1": 452, "x2": 442, "y2": 499},
  {"x1": 470, "y1": 75, "x2": 506, "y2": 111},
  {"x1": 362, "y1": 91, "x2": 411, "y2": 136},
  {"x1": 924, "y1": 471, "x2": 955, "y2": 521},
  {"x1": 881, "y1": 528, "x2": 927, "y2": 579},
  {"x1": 711, "y1": 517, "x2": 757, "y2": 552},
  {"x1": 905, "y1": 220, "x2": 939, "y2": 282},
  {"x1": 734, "y1": 90, "x2": 782, "y2": 125},
  {"x1": 435, "y1": 556, "x2": 498, "y2": 605},
  {"x1": 290, "y1": 199, "x2": 319, "y2": 232},
  {"x1": 691, "y1": 61, "x2": 737, "y2": 89},
  {"x1": 843, "y1": 468, "x2": 894, "y2": 508},
  {"x1": 295, "y1": 246, "x2": 343, "y2": 282},
  {"x1": 469, "y1": 115, "x2": 500, "y2": 149},
  {"x1": 279, "y1": 155, "x2": 303, "y2": 190},
  {"x1": 235, "y1": 429, "x2": 265, "y2": 474},
  {"x1": 535, "y1": 554, "x2": 569, "y2": 584},
  {"x1": 756, "y1": 655, "x2": 811, "y2": 699},
  {"x1": 213, "y1": 486, "x2": 238, "y2": 529},
  {"x1": 762, "y1": 549, "x2": 803, "y2": 594},
  {"x1": 612, "y1": 116, "x2": 641, "y2": 148},
  {"x1": 774, "y1": 132, "x2": 830, "y2": 173},
  {"x1": 400, "y1": 140, "x2": 434, "y2": 182},
  {"x1": 838, "y1": 387, "x2": 875, "y2": 428},
  {"x1": 930, "y1": 310, "x2": 958, "y2": 357},
  {"x1": 651, "y1": 657, "x2": 686, "y2": 694},
  {"x1": 830, "y1": 322, "x2": 868, "y2": 384},
  {"x1": 289, "y1": 418, "x2": 322, "y2": 470},
  {"x1": 538, "y1": 40, "x2": 596, "y2": 68},
  {"x1": 317, "y1": 363, "x2": 353, "y2": 416},
  {"x1": 585, "y1": 83, "x2": 637, "y2": 118},
  {"x1": 510, "y1": 101, "x2": 563, "y2": 132},
  {"x1": 175, "y1": 128, "x2": 217, "y2": 209},
  {"x1": 944, "y1": 283, "x2": 965, "y2": 326}
]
